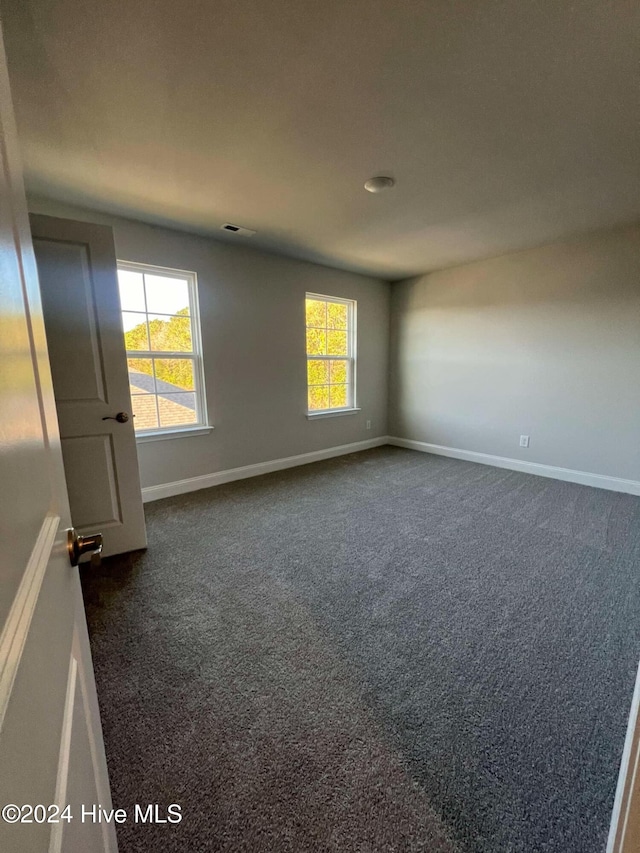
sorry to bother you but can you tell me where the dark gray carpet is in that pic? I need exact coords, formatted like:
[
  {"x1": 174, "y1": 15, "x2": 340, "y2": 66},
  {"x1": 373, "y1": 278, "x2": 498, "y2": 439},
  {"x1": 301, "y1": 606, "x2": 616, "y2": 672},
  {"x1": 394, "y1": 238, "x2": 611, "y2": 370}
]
[{"x1": 81, "y1": 447, "x2": 640, "y2": 852}]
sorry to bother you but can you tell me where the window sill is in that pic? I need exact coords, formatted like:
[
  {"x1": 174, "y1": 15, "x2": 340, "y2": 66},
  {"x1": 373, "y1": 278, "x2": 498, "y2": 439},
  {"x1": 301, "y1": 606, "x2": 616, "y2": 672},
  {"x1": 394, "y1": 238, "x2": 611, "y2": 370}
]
[
  {"x1": 135, "y1": 426, "x2": 213, "y2": 443},
  {"x1": 306, "y1": 408, "x2": 361, "y2": 420}
]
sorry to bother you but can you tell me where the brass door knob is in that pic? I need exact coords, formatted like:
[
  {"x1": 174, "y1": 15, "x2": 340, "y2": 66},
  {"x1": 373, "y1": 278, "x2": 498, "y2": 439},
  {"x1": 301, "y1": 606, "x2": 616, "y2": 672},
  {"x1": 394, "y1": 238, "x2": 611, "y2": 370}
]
[{"x1": 67, "y1": 528, "x2": 103, "y2": 567}]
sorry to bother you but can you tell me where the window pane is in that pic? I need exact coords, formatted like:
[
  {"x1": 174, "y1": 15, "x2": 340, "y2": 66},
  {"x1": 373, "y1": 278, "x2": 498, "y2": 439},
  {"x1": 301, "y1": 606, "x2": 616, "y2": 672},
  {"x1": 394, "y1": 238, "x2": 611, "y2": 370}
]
[
  {"x1": 307, "y1": 359, "x2": 329, "y2": 385},
  {"x1": 305, "y1": 298, "x2": 326, "y2": 328},
  {"x1": 148, "y1": 314, "x2": 192, "y2": 352},
  {"x1": 131, "y1": 395, "x2": 158, "y2": 431},
  {"x1": 153, "y1": 358, "x2": 195, "y2": 391},
  {"x1": 128, "y1": 358, "x2": 154, "y2": 394},
  {"x1": 306, "y1": 328, "x2": 326, "y2": 356},
  {"x1": 305, "y1": 293, "x2": 355, "y2": 414},
  {"x1": 327, "y1": 330, "x2": 347, "y2": 356},
  {"x1": 308, "y1": 385, "x2": 330, "y2": 410},
  {"x1": 327, "y1": 302, "x2": 348, "y2": 330},
  {"x1": 118, "y1": 270, "x2": 145, "y2": 312},
  {"x1": 329, "y1": 384, "x2": 348, "y2": 408},
  {"x1": 329, "y1": 359, "x2": 348, "y2": 384},
  {"x1": 158, "y1": 393, "x2": 198, "y2": 428},
  {"x1": 119, "y1": 263, "x2": 205, "y2": 432},
  {"x1": 122, "y1": 312, "x2": 149, "y2": 350},
  {"x1": 144, "y1": 274, "x2": 190, "y2": 315}
]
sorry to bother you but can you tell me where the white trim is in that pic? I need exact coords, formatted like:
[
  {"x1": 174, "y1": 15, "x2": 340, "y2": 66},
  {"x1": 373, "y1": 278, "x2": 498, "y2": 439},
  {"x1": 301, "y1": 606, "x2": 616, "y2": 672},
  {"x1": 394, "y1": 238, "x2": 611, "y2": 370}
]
[
  {"x1": 387, "y1": 437, "x2": 640, "y2": 496},
  {"x1": 48, "y1": 656, "x2": 77, "y2": 853},
  {"x1": 76, "y1": 643, "x2": 119, "y2": 853},
  {"x1": 136, "y1": 425, "x2": 213, "y2": 442},
  {"x1": 307, "y1": 408, "x2": 361, "y2": 420},
  {"x1": 608, "y1": 659, "x2": 640, "y2": 852},
  {"x1": 71, "y1": 584, "x2": 119, "y2": 852},
  {"x1": 0, "y1": 513, "x2": 59, "y2": 734},
  {"x1": 116, "y1": 259, "x2": 197, "y2": 280},
  {"x1": 142, "y1": 435, "x2": 640, "y2": 502},
  {"x1": 306, "y1": 292, "x2": 355, "y2": 307},
  {"x1": 141, "y1": 436, "x2": 389, "y2": 502}
]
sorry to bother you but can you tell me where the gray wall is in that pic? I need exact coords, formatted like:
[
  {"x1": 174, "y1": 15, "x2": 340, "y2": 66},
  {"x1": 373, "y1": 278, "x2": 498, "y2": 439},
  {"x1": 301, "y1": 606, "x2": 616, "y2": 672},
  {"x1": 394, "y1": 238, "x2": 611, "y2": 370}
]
[
  {"x1": 389, "y1": 224, "x2": 640, "y2": 481},
  {"x1": 28, "y1": 199, "x2": 390, "y2": 488}
]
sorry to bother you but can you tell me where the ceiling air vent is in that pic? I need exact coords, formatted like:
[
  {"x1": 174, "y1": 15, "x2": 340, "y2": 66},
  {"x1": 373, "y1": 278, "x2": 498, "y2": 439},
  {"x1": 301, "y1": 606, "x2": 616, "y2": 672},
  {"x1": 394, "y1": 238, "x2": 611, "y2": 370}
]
[{"x1": 221, "y1": 223, "x2": 256, "y2": 237}]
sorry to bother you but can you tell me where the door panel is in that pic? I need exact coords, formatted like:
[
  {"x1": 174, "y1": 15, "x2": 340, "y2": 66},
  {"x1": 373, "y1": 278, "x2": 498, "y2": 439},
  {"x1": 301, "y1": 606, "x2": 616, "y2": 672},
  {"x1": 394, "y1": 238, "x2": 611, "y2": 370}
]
[
  {"x1": 35, "y1": 240, "x2": 107, "y2": 403},
  {"x1": 31, "y1": 214, "x2": 147, "y2": 557},
  {"x1": 0, "y1": 19, "x2": 117, "y2": 853},
  {"x1": 0, "y1": 162, "x2": 51, "y2": 617},
  {"x1": 61, "y1": 435, "x2": 122, "y2": 528},
  {"x1": 0, "y1": 537, "x2": 81, "y2": 852}
]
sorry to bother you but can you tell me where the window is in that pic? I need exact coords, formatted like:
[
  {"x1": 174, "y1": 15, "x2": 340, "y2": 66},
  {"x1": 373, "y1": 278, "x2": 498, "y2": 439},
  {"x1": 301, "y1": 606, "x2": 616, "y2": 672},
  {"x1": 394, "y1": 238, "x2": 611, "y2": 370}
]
[
  {"x1": 305, "y1": 293, "x2": 356, "y2": 414},
  {"x1": 117, "y1": 262, "x2": 208, "y2": 435}
]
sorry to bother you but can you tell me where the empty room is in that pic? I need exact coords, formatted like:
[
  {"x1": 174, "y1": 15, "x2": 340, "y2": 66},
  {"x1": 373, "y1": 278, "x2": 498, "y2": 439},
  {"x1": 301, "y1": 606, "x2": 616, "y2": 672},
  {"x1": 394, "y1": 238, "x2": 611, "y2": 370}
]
[{"x1": 0, "y1": 0, "x2": 639, "y2": 851}]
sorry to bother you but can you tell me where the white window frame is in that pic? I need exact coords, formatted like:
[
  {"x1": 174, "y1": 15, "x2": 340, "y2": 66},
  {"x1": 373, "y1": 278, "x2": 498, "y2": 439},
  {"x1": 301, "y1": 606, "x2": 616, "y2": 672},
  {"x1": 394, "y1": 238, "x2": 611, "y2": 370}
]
[
  {"x1": 117, "y1": 260, "x2": 210, "y2": 439},
  {"x1": 305, "y1": 292, "x2": 358, "y2": 418}
]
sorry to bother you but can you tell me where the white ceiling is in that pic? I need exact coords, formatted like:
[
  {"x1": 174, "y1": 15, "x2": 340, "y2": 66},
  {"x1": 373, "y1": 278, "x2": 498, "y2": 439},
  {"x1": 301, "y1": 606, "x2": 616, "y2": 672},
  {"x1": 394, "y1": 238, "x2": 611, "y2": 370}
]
[{"x1": 2, "y1": 0, "x2": 639, "y2": 279}]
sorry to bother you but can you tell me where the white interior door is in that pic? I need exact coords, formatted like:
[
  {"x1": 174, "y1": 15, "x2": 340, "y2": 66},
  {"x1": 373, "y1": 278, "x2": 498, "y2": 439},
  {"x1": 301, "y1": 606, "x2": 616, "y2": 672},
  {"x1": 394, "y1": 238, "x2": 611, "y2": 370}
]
[
  {"x1": 30, "y1": 214, "x2": 147, "y2": 558},
  {"x1": 0, "y1": 23, "x2": 117, "y2": 853}
]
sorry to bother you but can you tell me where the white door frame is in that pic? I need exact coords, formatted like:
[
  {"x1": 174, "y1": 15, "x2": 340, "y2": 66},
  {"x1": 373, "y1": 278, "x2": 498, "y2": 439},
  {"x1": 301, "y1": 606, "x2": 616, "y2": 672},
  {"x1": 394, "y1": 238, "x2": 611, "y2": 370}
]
[{"x1": 608, "y1": 660, "x2": 640, "y2": 852}]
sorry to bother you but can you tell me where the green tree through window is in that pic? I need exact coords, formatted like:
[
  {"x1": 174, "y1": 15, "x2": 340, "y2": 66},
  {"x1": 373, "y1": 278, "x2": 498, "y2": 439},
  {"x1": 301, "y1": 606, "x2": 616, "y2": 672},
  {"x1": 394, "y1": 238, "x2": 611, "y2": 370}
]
[{"x1": 125, "y1": 308, "x2": 194, "y2": 389}]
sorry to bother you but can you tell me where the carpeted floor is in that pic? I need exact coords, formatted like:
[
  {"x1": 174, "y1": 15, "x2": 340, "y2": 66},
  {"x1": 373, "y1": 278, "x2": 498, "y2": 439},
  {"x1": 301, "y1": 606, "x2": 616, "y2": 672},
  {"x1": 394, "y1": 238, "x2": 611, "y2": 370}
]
[{"x1": 81, "y1": 447, "x2": 640, "y2": 852}]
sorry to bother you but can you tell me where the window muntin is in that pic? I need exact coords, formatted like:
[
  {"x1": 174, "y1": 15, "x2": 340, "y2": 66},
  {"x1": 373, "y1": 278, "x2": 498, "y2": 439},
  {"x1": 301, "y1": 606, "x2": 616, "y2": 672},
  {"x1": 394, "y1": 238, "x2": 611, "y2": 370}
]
[
  {"x1": 117, "y1": 262, "x2": 207, "y2": 434},
  {"x1": 306, "y1": 294, "x2": 356, "y2": 413}
]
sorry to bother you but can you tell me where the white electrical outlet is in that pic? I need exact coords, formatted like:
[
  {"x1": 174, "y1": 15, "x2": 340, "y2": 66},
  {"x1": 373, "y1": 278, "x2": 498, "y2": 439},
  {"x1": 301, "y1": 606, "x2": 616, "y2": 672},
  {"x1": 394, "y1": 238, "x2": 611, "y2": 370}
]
[
  {"x1": 519, "y1": 435, "x2": 530, "y2": 448},
  {"x1": 366, "y1": 420, "x2": 371, "y2": 430}
]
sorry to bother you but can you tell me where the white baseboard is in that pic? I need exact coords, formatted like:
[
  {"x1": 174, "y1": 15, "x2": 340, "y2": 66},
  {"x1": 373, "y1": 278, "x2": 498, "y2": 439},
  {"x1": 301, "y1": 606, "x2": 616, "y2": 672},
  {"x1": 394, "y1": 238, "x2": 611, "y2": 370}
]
[
  {"x1": 142, "y1": 434, "x2": 640, "y2": 502},
  {"x1": 141, "y1": 436, "x2": 390, "y2": 502},
  {"x1": 387, "y1": 437, "x2": 640, "y2": 496}
]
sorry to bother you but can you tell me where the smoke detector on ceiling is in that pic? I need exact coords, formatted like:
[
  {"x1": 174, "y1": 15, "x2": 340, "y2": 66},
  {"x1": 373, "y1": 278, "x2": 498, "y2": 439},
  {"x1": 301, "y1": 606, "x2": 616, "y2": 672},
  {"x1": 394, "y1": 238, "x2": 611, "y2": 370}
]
[{"x1": 221, "y1": 223, "x2": 256, "y2": 237}]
